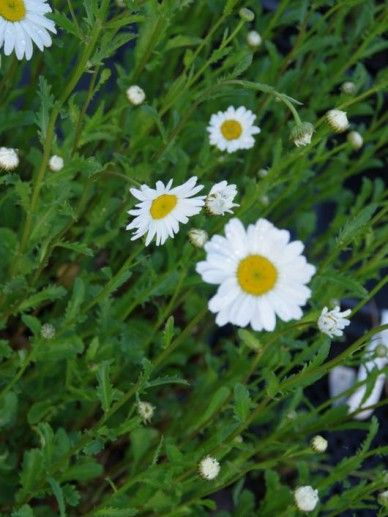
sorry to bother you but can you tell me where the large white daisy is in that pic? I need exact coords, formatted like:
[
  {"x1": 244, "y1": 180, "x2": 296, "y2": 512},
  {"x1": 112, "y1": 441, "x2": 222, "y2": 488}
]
[
  {"x1": 126, "y1": 177, "x2": 205, "y2": 246},
  {"x1": 0, "y1": 0, "x2": 56, "y2": 61},
  {"x1": 196, "y1": 218, "x2": 315, "y2": 330},
  {"x1": 207, "y1": 106, "x2": 261, "y2": 154}
]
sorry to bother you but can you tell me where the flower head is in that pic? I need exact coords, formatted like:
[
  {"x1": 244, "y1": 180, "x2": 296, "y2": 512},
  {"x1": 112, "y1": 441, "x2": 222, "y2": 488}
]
[
  {"x1": 49, "y1": 155, "x2": 64, "y2": 172},
  {"x1": 341, "y1": 81, "x2": 356, "y2": 95},
  {"x1": 206, "y1": 181, "x2": 239, "y2": 216},
  {"x1": 207, "y1": 106, "x2": 261, "y2": 154},
  {"x1": 347, "y1": 130, "x2": 363, "y2": 150},
  {"x1": 126, "y1": 177, "x2": 205, "y2": 246},
  {"x1": 247, "y1": 30, "x2": 262, "y2": 48},
  {"x1": 126, "y1": 85, "x2": 146, "y2": 105},
  {"x1": 188, "y1": 228, "x2": 208, "y2": 248},
  {"x1": 196, "y1": 218, "x2": 315, "y2": 330},
  {"x1": 311, "y1": 435, "x2": 328, "y2": 453},
  {"x1": 198, "y1": 456, "x2": 220, "y2": 480},
  {"x1": 0, "y1": 147, "x2": 19, "y2": 171},
  {"x1": 137, "y1": 401, "x2": 154, "y2": 423},
  {"x1": 294, "y1": 486, "x2": 319, "y2": 512},
  {"x1": 0, "y1": 0, "x2": 56, "y2": 60},
  {"x1": 41, "y1": 323, "x2": 55, "y2": 340},
  {"x1": 318, "y1": 306, "x2": 351, "y2": 338},
  {"x1": 326, "y1": 109, "x2": 349, "y2": 133},
  {"x1": 291, "y1": 122, "x2": 314, "y2": 147}
]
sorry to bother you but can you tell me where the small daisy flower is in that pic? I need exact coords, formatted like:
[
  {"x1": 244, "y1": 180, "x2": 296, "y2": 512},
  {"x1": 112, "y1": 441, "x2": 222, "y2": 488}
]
[
  {"x1": 347, "y1": 130, "x2": 363, "y2": 150},
  {"x1": 326, "y1": 109, "x2": 349, "y2": 133},
  {"x1": 207, "y1": 106, "x2": 261, "y2": 154},
  {"x1": 137, "y1": 401, "x2": 154, "y2": 423},
  {"x1": 318, "y1": 306, "x2": 351, "y2": 338},
  {"x1": 188, "y1": 228, "x2": 208, "y2": 248},
  {"x1": 311, "y1": 435, "x2": 328, "y2": 453},
  {"x1": 0, "y1": 147, "x2": 19, "y2": 171},
  {"x1": 196, "y1": 218, "x2": 315, "y2": 330},
  {"x1": 126, "y1": 85, "x2": 146, "y2": 105},
  {"x1": 49, "y1": 155, "x2": 64, "y2": 172},
  {"x1": 247, "y1": 30, "x2": 262, "y2": 48},
  {"x1": 0, "y1": 0, "x2": 56, "y2": 61},
  {"x1": 126, "y1": 177, "x2": 205, "y2": 246},
  {"x1": 198, "y1": 456, "x2": 220, "y2": 480},
  {"x1": 294, "y1": 486, "x2": 319, "y2": 512},
  {"x1": 206, "y1": 181, "x2": 239, "y2": 216}
]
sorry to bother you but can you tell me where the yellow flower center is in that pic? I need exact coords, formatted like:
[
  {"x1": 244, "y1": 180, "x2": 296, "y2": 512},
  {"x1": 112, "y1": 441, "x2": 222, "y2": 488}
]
[
  {"x1": 150, "y1": 194, "x2": 177, "y2": 220},
  {"x1": 220, "y1": 119, "x2": 242, "y2": 140},
  {"x1": 0, "y1": 0, "x2": 26, "y2": 22},
  {"x1": 237, "y1": 255, "x2": 277, "y2": 296}
]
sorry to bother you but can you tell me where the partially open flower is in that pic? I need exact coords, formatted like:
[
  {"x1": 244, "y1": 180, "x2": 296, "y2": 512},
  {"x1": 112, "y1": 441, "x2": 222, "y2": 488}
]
[
  {"x1": 341, "y1": 81, "x2": 356, "y2": 95},
  {"x1": 126, "y1": 85, "x2": 146, "y2": 105},
  {"x1": 294, "y1": 486, "x2": 319, "y2": 512},
  {"x1": 290, "y1": 122, "x2": 314, "y2": 147},
  {"x1": 199, "y1": 456, "x2": 220, "y2": 480},
  {"x1": 326, "y1": 109, "x2": 349, "y2": 133},
  {"x1": 49, "y1": 155, "x2": 64, "y2": 172},
  {"x1": 0, "y1": 147, "x2": 19, "y2": 171},
  {"x1": 188, "y1": 228, "x2": 208, "y2": 248},
  {"x1": 311, "y1": 435, "x2": 328, "y2": 453},
  {"x1": 318, "y1": 306, "x2": 351, "y2": 338},
  {"x1": 41, "y1": 323, "x2": 56, "y2": 340},
  {"x1": 347, "y1": 131, "x2": 363, "y2": 150},
  {"x1": 247, "y1": 30, "x2": 262, "y2": 48},
  {"x1": 137, "y1": 401, "x2": 155, "y2": 423},
  {"x1": 206, "y1": 181, "x2": 239, "y2": 216}
]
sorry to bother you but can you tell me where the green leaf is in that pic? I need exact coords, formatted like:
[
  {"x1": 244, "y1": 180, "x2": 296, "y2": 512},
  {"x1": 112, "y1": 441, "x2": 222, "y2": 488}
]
[
  {"x1": 18, "y1": 285, "x2": 67, "y2": 313},
  {"x1": 337, "y1": 204, "x2": 378, "y2": 246},
  {"x1": 18, "y1": 449, "x2": 44, "y2": 501},
  {"x1": 0, "y1": 392, "x2": 18, "y2": 428},
  {"x1": 48, "y1": 477, "x2": 66, "y2": 517},
  {"x1": 162, "y1": 316, "x2": 174, "y2": 349},
  {"x1": 11, "y1": 505, "x2": 35, "y2": 517},
  {"x1": 64, "y1": 277, "x2": 85, "y2": 324},
  {"x1": 233, "y1": 383, "x2": 251, "y2": 423},
  {"x1": 238, "y1": 329, "x2": 262, "y2": 351},
  {"x1": 61, "y1": 460, "x2": 103, "y2": 482},
  {"x1": 56, "y1": 241, "x2": 94, "y2": 257},
  {"x1": 263, "y1": 369, "x2": 279, "y2": 398},
  {"x1": 93, "y1": 509, "x2": 137, "y2": 517},
  {"x1": 34, "y1": 76, "x2": 55, "y2": 144},
  {"x1": 96, "y1": 362, "x2": 122, "y2": 413}
]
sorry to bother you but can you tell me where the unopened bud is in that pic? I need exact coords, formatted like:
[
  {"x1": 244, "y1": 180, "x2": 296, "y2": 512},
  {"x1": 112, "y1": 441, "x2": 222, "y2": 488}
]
[
  {"x1": 290, "y1": 122, "x2": 314, "y2": 147},
  {"x1": 239, "y1": 8, "x2": 255, "y2": 22}
]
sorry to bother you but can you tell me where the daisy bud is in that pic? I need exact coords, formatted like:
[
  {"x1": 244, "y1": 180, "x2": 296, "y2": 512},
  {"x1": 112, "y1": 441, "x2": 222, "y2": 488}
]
[
  {"x1": 258, "y1": 168, "x2": 268, "y2": 178},
  {"x1": 311, "y1": 435, "x2": 328, "y2": 453},
  {"x1": 49, "y1": 155, "x2": 64, "y2": 172},
  {"x1": 206, "y1": 181, "x2": 239, "y2": 216},
  {"x1": 260, "y1": 195, "x2": 269, "y2": 206},
  {"x1": 347, "y1": 130, "x2": 363, "y2": 150},
  {"x1": 0, "y1": 147, "x2": 19, "y2": 171},
  {"x1": 116, "y1": 0, "x2": 125, "y2": 6},
  {"x1": 239, "y1": 8, "x2": 255, "y2": 22},
  {"x1": 126, "y1": 85, "x2": 146, "y2": 106},
  {"x1": 326, "y1": 109, "x2": 349, "y2": 133},
  {"x1": 375, "y1": 344, "x2": 387, "y2": 358},
  {"x1": 341, "y1": 81, "x2": 356, "y2": 95},
  {"x1": 247, "y1": 30, "x2": 262, "y2": 48},
  {"x1": 188, "y1": 228, "x2": 208, "y2": 248},
  {"x1": 378, "y1": 490, "x2": 388, "y2": 507},
  {"x1": 137, "y1": 401, "x2": 155, "y2": 423},
  {"x1": 198, "y1": 456, "x2": 220, "y2": 480},
  {"x1": 294, "y1": 486, "x2": 319, "y2": 512},
  {"x1": 290, "y1": 122, "x2": 314, "y2": 147},
  {"x1": 41, "y1": 323, "x2": 56, "y2": 340},
  {"x1": 318, "y1": 306, "x2": 351, "y2": 339}
]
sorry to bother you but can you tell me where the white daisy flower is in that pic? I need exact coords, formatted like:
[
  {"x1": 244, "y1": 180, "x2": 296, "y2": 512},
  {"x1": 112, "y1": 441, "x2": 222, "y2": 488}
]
[
  {"x1": 318, "y1": 306, "x2": 351, "y2": 338},
  {"x1": 207, "y1": 106, "x2": 261, "y2": 154},
  {"x1": 294, "y1": 486, "x2": 319, "y2": 512},
  {"x1": 0, "y1": 0, "x2": 57, "y2": 61},
  {"x1": 0, "y1": 146, "x2": 19, "y2": 170},
  {"x1": 126, "y1": 177, "x2": 205, "y2": 246},
  {"x1": 206, "y1": 180, "x2": 239, "y2": 216},
  {"x1": 196, "y1": 218, "x2": 315, "y2": 330},
  {"x1": 198, "y1": 456, "x2": 220, "y2": 480}
]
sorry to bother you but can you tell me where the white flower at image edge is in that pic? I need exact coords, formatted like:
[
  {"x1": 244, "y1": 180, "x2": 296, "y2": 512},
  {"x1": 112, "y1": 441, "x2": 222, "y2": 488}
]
[
  {"x1": 207, "y1": 106, "x2": 261, "y2": 153},
  {"x1": 196, "y1": 218, "x2": 316, "y2": 331},
  {"x1": 126, "y1": 177, "x2": 205, "y2": 246},
  {"x1": 0, "y1": 0, "x2": 56, "y2": 61},
  {"x1": 318, "y1": 306, "x2": 351, "y2": 338}
]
